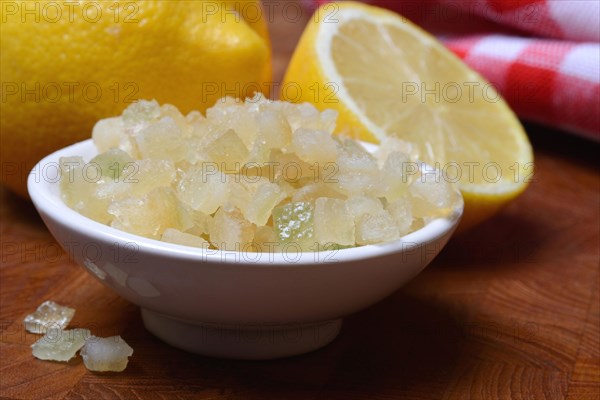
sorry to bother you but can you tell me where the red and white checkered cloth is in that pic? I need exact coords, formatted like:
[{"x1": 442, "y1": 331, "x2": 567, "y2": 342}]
[{"x1": 303, "y1": 0, "x2": 600, "y2": 140}]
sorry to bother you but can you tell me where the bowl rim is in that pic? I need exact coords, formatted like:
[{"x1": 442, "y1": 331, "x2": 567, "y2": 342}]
[{"x1": 28, "y1": 139, "x2": 463, "y2": 267}]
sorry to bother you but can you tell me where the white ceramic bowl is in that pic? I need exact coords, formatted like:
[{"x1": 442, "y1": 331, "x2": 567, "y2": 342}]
[{"x1": 28, "y1": 139, "x2": 463, "y2": 359}]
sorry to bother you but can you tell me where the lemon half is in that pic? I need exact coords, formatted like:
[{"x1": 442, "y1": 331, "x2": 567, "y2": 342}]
[{"x1": 282, "y1": 1, "x2": 533, "y2": 230}]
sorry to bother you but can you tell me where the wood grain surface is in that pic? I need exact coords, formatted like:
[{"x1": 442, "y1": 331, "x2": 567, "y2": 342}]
[{"x1": 1, "y1": 3, "x2": 599, "y2": 399}]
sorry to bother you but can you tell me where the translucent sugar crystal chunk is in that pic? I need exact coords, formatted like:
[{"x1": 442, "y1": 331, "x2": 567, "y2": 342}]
[
  {"x1": 161, "y1": 228, "x2": 208, "y2": 248},
  {"x1": 335, "y1": 139, "x2": 381, "y2": 196},
  {"x1": 187, "y1": 117, "x2": 221, "y2": 150},
  {"x1": 386, "y1": 197, "x2": 413, "y2": 236},
  {"x1": 246, "y1": 141, "x2": 271, "y2": 166},
  {"x1": 291, "y1": 128, "x2": 339, "y2": 164},
  {"x1": 280, "y1": 102, "x2": 319, "y2": 130},
  {"x1": 209, "y1": 208, "x2": 256, "y2": 251},
  {"x1": 254, "y1": 225, "x2": 278, "y2": 248},
  {"x1": 122, "y1": 99, "x2": 161, "y2": 128},
  {"x1": 229, "y1": 180, "x2": 286, "y2": 226},
  {"x1": 186, "y1": 110, "x2": 205, "y2": 125},
  {"x1": 117, "y1": 134, "x2": 139, "y2": 160},
  {"x1": 264, "y1": 186, "x2": 288, "y2": 224},
  {"x1": 205, "y1": 96, "x2": 260, "y2": 146},
  {"x1": 208, "y1": 95, "x2": 241, "y2": 111},
  {"x1": 374, "y1": 137, "x2": 418, "y2": 166},
  {"x1": 317, "y1": 109, "x2": 338, "y2": 134},
  {"x1": 314, "y1": 198, "x2": 355, "y2": 246},
  {"x1": 89, "y1": 149, "x2": 134, "y2": 180},
  {"x1": 95, "y1": 158, "x2": 176, "y2": 202},
  {"x1": 356, "y1": 210, "x2": 400, "y2": 245},
  {"x1": 136, "y1": 117, "x2": 187, "y2": 162},
  {"x1": 276, "y1": 179, "x2": 295, "y2": 198},
  {"x1": 59, "y1": 156, "x2": 112, "y2": 224},
  {"x1": 272, "y1": 201, "x2": 315, "y2": 249},
  {"x1": 108, "y1": 187, "x2": 185, "y2": 239},
  {"x1": 292, "y1": 182, "x2": 345, "y2": 202},
  {"x1": 269, "y1": 150, "x2": 315, "y2": 184},
  {"x1": 131, "y1": 159, "x2": 176, "y2": 194},
  {"x1": 221, "y1": 180, "x2": 253, "y2": 214},
  {"x1": 345, "y1": 195, "x2": 384, "y2": 222},
  {"x1": 59, "y1": 156, "x2": 87, "y2": 203},
  {"x1": 183, "y1": 209, "x2": 211, "y2": 237},
  {"x1": 31, "y1": 328, "x2": 90, "y2": 362},
  {"x1": 80, "y1": 335, "x2": 133, "y2": 372},
  {"x1": 256, "y1": 108, "x2": 292, "y2": 150},
  {"x1": 205, "y1": 129, "x2": 249, "y2": 171},
  {"x1": 336, "y1": 140, "x2": 379, "y2": 175},
  {"x1": 92, "y1": 116, "x2": 125, "y2": 153},
  {"x1": 24, "y1": 300, "x2": 75, "y2": 334},
  {"x1": 409, "y1": 168, "x2": 459, "y2": 218},
  {"x1": 281, "y1": 102, "x2": 337, "y2": 134},
  {"x1": 381, "y1": 151, "x2": 412, "y2": 201},
  {"x1": 177, "y1": 167, "x2": 230, "y2": 214},
  {"x1": 338, "y1": 137, "x2": 373, "y2": 159},
  {"x1": 160, "y1": 103, "x2": 189, "y2": 133}
]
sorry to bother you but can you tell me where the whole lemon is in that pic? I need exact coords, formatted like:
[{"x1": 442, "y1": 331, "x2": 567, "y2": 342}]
[{"x1": 1, "y1": 0, "x2": 271, "y2": 198}]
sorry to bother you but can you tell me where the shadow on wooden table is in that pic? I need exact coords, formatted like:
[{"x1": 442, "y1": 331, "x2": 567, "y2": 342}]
[
  {"x1": 441, "y1": 211, "x2": 547, "y2": 270},
  {"x1": 77, "y1": 293, "x2": 464, "y2": 398},
  {"x1": 0, "y1": 188, "x2": 42, "y2": 229}
]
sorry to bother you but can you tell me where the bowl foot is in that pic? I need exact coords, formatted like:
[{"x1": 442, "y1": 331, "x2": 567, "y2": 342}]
[{"x1": 141, "y1": 309, "x2": 342, "y2": 360}]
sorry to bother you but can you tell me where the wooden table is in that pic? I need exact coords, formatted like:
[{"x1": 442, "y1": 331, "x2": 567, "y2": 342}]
[{"x1": 1, "y1": 5, "x2": 599, "y2": 400}]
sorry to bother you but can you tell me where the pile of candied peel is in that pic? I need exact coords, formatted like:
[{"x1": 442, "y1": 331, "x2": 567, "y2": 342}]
[{"x1": 60, "y1": 95, "x2": 459, "y2": 252}]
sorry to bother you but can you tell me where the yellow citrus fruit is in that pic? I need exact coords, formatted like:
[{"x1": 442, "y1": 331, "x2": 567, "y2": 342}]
[
  {"x1": 1, "y1": 0, "x2": 271, "y2": 198},
  {"x1": 282, "y1": 1, "x2": 533, "y2": 231}
]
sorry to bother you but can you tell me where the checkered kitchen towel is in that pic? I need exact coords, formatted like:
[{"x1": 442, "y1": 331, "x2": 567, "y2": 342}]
[{"x1": 303, "y1": 0, "x2": 600, "y2": 140}]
